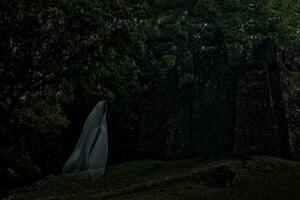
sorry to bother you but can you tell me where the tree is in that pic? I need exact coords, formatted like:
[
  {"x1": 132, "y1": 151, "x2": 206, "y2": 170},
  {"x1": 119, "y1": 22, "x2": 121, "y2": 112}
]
[{"x1": 0, "y1": 0, "x2": 146, "y2": 189}]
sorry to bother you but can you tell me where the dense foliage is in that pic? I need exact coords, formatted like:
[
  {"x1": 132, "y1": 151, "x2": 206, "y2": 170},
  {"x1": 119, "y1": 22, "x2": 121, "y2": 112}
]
[
  {"x1": 0, "y1": 0, "x2": 146, "y2": 189},
  {"x1": 0, "y1": 0, "x2": 299, "y2": 190}
]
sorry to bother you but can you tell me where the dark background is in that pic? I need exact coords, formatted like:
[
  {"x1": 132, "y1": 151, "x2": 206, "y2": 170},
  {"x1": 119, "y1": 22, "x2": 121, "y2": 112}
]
[{"x1": 1, "y1": 0, "x2": 300, "y2": 191}]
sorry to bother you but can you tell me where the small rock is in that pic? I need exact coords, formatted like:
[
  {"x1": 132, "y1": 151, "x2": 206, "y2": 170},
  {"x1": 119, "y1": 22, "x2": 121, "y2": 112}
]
[
  {"x1": 151, "y1": 163, "x2": 163, "y2": 171},
  {"x1": 208, "y1": 165, "x2": 236, "y2": 187}
]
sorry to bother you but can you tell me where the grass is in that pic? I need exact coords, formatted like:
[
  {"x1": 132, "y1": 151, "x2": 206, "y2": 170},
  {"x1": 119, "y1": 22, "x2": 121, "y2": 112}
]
[{"x1": 4, "y1": 155, "x2": 300, "y2": 200}]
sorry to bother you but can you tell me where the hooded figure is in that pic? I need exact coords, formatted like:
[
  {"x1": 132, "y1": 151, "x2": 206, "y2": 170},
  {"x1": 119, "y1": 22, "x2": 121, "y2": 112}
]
[{"x1": 63, "y1": 101, "x2": 108, "y2": 177}]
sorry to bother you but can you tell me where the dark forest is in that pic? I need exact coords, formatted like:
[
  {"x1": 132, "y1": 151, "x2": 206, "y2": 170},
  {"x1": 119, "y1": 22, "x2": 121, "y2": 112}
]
[{"x1": 1, "y1": 0, "x2": 300, "y2": 199}]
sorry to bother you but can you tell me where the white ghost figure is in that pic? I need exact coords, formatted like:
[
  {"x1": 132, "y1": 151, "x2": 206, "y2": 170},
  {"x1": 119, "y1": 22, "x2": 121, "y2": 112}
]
[{"x1": 63, "y1": 101, "x2": 108, "y2": 177}]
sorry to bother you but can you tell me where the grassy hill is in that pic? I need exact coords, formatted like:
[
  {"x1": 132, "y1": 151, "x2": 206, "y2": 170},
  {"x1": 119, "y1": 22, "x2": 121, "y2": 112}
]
[{"x1": 4, "y1": 156, "x2": 300, "y2": 200}]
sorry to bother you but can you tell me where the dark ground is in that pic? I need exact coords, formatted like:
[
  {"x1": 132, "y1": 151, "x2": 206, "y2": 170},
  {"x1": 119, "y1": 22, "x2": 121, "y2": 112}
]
[{"x1": 4, "y1": 155, "x2": 300, "y2": 200}]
